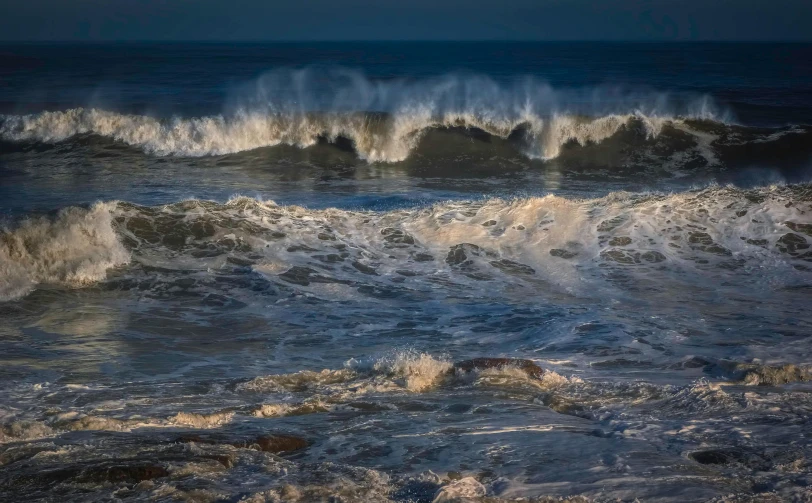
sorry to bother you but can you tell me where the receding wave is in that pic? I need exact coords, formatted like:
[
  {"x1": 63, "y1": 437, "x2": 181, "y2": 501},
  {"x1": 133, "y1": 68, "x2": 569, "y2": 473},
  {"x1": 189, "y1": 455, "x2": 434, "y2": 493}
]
[{"x1": 0, "y1": 69, "x2": 724, "y2": 162}]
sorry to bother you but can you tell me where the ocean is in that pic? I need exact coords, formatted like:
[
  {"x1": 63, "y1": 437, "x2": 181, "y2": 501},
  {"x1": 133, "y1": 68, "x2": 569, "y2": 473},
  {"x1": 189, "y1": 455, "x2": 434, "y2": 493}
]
[{"x1": 0, "y1": 42, "x2": 811, "y2": 502}]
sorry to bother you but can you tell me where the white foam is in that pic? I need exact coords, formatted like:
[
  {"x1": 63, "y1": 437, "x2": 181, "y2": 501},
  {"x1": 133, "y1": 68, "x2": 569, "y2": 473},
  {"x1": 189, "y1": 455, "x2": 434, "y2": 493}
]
[
  {"x1": 533, "y1": 112, "x2": 671, "y2": 159},
  {"x1": 116, "y1": 185, "x2": 810, "y2": 303},
  {"x1": 365, "y1": 352, "x2": 453, "y2": 392},
  {"x1": 0, "y1": 202, "x2": 130, "y2": 302},
  {"x1": 251, "y1": 401, "x2": 330, "y2": 418},
  {"x1": 433, "y1": 477, "x2": 487, "y2": 502},
  {"x1": 0, "y1": 72, "x2": 722, "y2": 162},
  {"x1": 0, "y1": 420, "x2": 55, "y2": 443},
  {"x1": 0, "y1": 107, "x2": 690, "y2": 163},
  {"x1": 4, "y1": 184, "x2": 799, "y2": 303},
  {"x1": 237, "y1": 369, "x2": 356, "y2": 393},
  {"x1": 169, "y1": 411, "x2": 234, "y2": 428}
]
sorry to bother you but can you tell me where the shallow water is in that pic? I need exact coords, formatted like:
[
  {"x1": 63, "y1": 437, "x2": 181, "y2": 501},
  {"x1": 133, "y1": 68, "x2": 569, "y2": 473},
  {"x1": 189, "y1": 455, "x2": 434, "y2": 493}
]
[{"x1": 1, "y1": 43, "x2": 811, "y2": 502}]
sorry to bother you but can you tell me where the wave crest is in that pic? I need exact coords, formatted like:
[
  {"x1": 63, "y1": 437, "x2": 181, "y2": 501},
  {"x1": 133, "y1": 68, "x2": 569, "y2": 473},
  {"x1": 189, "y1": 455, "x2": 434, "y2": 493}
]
[
  {"x1": 0, "y1": 203, "x2": 130, "y2": 302},
  {"x1": 0, "y1": 108, "x2": 691, "y2": 162},
  {"x1": 0, "y1": 70, "x2": 722, "y2": 162},
  {"x1": 4, "y1": 184, "x2": 808, "y2": 302}
]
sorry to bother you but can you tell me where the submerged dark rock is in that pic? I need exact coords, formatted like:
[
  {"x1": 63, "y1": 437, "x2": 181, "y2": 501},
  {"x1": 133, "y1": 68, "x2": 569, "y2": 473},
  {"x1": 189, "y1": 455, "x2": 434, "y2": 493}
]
[
  {"x1": 176, "y1": 433, "x2": 309, "y2": 454},
  {"x1": 452, "y1": 358, "x2": 545, "y2": 379},
  {"x1": 690, "y1": 449, "x2": 740, "y2": 465},
  {"x1": 77, "y1": 462, "x2": 170, "y2": 483},
  {"x1": 252, "y1": 435, "x2": 309, "y2": 453},
  {"x1": 703, "y1": 359, "x2": 812, "y2": 385},
  {"x1": 4, "y1": 460, "x2": 170, "y2": 490},
  {"x1": 689, "y1": 448, "x2": 769, "y2": 470}
]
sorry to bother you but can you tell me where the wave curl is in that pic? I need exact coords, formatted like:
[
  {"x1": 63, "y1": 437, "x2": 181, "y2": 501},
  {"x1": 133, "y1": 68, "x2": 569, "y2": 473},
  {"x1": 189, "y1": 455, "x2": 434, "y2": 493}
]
[{"x1": 0, "y1": 70, "x2": 724, "y2": 162}]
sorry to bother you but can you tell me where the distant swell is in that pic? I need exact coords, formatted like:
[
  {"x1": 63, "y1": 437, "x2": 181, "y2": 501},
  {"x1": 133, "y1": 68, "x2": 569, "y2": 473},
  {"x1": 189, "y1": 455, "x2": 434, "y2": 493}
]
[{"x1": 0, "y1": 69, "x2": 724, "y2": 162}]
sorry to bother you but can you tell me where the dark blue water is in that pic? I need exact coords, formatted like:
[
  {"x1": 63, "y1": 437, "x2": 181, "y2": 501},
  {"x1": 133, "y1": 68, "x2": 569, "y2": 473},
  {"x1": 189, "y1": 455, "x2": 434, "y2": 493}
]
[{"x1": 2, "y1": 42, "x2": 811, "y2": 123}]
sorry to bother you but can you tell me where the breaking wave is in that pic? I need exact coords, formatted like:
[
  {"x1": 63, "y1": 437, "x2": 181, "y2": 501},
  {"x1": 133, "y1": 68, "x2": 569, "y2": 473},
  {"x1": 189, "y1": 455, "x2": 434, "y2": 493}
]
[
  {"x1": 111, "y1": 184, "x2": 810, "y2": 295},
  {"x1": 1, "y1": 183, "x2": 809, "y2": 303},
  {"x1": 0, "y1": 69, "x2": 724, "y2": 162},
  {"x1": 0, "y1": 203, "x2": 130, "y2": 302},
  {"x1": 0, "y1": 108, "x2": 687, "y2": 162}
]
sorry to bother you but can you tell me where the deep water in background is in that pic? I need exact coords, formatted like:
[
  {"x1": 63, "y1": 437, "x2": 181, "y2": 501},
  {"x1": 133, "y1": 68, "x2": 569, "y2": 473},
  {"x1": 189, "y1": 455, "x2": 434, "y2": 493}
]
[
  {"x1": 2, "y1": 42, "x2": 811, "y2": 124},
  {"x1": 0, "y1": 42, "x2": 811, "y2": 502}
]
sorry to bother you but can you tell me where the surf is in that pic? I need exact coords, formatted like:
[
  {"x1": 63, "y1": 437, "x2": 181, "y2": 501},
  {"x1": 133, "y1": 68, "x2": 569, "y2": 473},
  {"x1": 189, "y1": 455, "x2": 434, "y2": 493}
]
[
  {"x1": 2, "y1": 184, "x2": 809, "y2": 303},
  {"x1": 0, "y1": 69, "x2": 726, "y2": 162}
]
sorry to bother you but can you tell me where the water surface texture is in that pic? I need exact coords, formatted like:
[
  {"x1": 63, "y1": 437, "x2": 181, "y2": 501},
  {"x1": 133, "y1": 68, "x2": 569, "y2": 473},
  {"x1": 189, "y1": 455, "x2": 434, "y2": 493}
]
[{"x1": 1, "y1": 42, "x2": 812, "y2": 502}]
